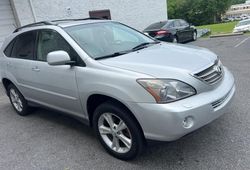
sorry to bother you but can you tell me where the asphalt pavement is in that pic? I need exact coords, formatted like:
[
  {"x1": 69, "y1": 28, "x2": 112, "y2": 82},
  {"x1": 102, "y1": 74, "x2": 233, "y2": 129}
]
[{"x1": 0, "y1": 35, "x2": 250, "y2": 170}]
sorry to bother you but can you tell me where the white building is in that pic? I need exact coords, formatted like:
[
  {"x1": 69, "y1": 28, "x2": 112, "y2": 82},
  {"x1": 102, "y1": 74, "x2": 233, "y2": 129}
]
[
  {"x1": 0, "y1": 0, "x2": 167, "y2": 45},
  {"x1": 225, "y1": 0, "x2": 250, "y2": 18}
]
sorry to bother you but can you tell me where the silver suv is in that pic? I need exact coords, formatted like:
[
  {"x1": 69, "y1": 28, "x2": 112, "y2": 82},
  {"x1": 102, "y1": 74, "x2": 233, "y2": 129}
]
[{"x1": 0, "y1": 19, "x2": 235, "y2": 160}]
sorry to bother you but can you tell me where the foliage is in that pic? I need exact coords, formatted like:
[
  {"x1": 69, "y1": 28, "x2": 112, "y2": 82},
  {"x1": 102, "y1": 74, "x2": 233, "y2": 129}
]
[{"x1": 167, "y1": 0, "x2": 233, "y2": 26}]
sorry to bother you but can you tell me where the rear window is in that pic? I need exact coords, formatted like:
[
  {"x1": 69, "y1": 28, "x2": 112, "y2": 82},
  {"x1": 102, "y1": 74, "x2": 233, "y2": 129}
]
[{"x1": 145, "y1": 21, "x2": 168, "y2": 30}]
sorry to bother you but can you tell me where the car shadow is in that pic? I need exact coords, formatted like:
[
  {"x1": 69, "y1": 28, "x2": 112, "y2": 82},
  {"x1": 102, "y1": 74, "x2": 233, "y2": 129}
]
[
  {"x1": 27, "y1": 106, "x2": 234, "y2": 166},
  {"x1": 30, "y1": 107, "x2": 95, "y2": 138}
]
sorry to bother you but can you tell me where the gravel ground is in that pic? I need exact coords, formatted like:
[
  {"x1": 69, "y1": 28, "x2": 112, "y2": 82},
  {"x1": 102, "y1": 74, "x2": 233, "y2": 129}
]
[{"x1": 0, "y1": 35, "x2": 250, "y2": 170}]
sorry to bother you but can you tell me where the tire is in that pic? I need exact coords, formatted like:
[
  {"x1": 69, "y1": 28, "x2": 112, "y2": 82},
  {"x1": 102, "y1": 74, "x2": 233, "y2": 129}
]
[
  {"x1": 173, "y1": 35, "x2": 178, "y2": 43},
  {"x1": 93, "y1": 101, "x2": 145, "y2": 160},
  {"x1": 192, "y1": 31, "x2": 197, "y2": 41},
  {"x1": 7, "y1": 84, "x2": 31, "y2": 116}
]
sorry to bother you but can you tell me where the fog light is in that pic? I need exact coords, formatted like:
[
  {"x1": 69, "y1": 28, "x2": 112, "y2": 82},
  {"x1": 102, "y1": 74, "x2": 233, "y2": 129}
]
[{"x1": 183, "y1": 116, "x2": 194, "y2": 129}]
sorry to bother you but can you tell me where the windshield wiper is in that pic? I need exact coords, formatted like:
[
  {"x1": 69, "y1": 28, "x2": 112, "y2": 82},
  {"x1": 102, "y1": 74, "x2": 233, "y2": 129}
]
[
  {"x1": 95, "y1": 41, "x2": 160, "y2": 60},
  {"x1": 95, "y1": 50, "x2": 131, "y2": 60},
  {"x1": 132, "y1": 41, "x2": 160, "y2": 51}
]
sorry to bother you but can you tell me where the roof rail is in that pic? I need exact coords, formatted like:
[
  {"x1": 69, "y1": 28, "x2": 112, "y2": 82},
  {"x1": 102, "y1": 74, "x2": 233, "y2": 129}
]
[
  {"x1": 13, "y1": 18, "x2": 107, "y2": 33},
  {"x1": 13, "y1": 21, "x2": 55, "y2": 33},
  {"x1": 51, "y1": 17, "x2": 108, "y2": 22}
]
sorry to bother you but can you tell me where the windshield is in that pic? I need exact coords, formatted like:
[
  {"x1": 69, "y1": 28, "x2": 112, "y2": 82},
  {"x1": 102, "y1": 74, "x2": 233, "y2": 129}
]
[
  {"x1": 237, "y1": 20, "x2": 250, "y2": 27},
  {"x1": 64, "y1": 22, "x2": 155, "y2": 59}
]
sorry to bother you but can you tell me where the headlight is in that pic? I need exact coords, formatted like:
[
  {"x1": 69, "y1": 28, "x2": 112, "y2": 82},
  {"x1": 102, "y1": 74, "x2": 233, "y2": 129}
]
[{"x1": 137, "y1": 79, "x2": 196, "y2": 103}]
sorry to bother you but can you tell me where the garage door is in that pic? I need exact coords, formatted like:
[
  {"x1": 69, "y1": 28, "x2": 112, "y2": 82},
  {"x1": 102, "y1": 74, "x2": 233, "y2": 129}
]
[{"x1": 0, "y1": 0, "x2": 16, "y2": 46}]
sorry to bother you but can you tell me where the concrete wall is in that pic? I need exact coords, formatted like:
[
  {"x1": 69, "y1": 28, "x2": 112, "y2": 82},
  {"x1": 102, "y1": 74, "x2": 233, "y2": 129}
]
[
  {"x1": 11, "y1": 0, "x2": 167, "y2": 31},
  {"x1": 11, "y1": 0, "x2": 35, "y2": 26}
]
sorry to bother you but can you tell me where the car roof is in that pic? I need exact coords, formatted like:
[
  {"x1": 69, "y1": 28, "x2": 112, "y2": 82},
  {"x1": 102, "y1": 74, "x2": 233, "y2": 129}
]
[
  {"x1": 56, "y1": 19, "x2": 109, "y2": 27},
  {"x1": 13, "y1": 18, "x2": 110, "y2": 33},
  {"x1": 239, "y1": 18, "x2": 250, "y2": 23}
]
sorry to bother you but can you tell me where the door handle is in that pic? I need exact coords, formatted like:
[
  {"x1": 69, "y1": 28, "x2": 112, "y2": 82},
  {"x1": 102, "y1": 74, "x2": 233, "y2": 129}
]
[
  {"x1": 32, "y1": 66, "x2": 40, "y2": 72},
  {"x1": 7, "y1": 62, "x2": 12, "y2": 67}
]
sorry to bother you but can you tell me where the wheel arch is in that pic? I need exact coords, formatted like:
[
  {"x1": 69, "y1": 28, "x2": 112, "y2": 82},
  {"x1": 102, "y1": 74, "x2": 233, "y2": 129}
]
[
  {"x1": 2, "y1": 78, "x2": 14, "y2": 96},
  {"x1": 86, "y1": 94, "x2": 145, "y2": 139}
]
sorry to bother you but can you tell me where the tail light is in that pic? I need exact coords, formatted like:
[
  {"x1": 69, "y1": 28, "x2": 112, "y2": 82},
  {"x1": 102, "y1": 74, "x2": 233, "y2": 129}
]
[{"x1": 156, "y1": 30, "x2": 169, "y2": 36}]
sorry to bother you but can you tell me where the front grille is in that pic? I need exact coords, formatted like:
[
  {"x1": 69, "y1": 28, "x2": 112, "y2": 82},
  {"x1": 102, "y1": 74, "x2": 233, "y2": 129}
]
[{"x1": 194, "y1": 61, "x2": 223, "y2": 85}]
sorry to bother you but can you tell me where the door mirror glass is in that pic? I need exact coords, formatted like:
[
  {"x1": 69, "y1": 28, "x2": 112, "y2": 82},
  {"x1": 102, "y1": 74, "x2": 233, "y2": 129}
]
[{"x1": 47, "y1": 51, "x2": 74, "y2": 66}]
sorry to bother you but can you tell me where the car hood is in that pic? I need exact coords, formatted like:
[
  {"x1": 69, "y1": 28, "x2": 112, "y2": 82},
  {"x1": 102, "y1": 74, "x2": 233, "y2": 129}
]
[{"x1": 98, "y1": 43, "x2": 217, "y2": 77}]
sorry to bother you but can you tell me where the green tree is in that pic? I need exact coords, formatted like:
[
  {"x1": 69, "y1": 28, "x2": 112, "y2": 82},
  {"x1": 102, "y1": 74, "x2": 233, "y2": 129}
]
[{"x1": 167, "y1": 0, "x2": 232, "y2": 25}]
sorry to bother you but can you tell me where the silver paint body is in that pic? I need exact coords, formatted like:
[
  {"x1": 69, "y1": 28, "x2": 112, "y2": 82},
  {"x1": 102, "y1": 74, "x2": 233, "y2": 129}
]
[{"x1": 0, "y1": 20, "x2": 235, "y2": 141}]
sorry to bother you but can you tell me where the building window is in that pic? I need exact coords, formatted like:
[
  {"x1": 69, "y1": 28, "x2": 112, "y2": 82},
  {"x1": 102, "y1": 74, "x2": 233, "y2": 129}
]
[{"x1": 89, "y1": 9, "x2": 111, "y2": 19}]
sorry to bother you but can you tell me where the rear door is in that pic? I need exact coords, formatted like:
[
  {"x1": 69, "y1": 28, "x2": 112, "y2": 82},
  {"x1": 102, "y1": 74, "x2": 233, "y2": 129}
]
[
  {"x1": 6, "y1": 31, "x2": 38, "y2": 99},
  {"x1": 173, "y1": 20, "x2": 184, "y2": 41},
  {"x1": 30, "y1": 29, "x2": 83, "y2": 116},
  {"x1": 179, "y1": 20, "x2": 193, "y2": 41}
]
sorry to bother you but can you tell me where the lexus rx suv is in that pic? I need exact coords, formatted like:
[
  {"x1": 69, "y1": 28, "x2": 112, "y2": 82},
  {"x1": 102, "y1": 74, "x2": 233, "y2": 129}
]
[{"x1": 0, "y1": 19, "x2": 235, "y2": 160}]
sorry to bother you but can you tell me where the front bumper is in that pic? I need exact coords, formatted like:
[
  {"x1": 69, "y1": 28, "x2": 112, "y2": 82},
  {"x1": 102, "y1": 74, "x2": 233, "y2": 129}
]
[{"x1": 127, "y1": 68, "x2": 235, "y2": 141}]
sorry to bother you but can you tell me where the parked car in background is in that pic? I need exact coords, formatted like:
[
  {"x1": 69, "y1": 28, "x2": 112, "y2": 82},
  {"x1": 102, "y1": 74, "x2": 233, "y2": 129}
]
[
  {"x1": 233, "y1": 19, "x2": 250, "y2": 33},
  {"x1": 143, "y1": 19, "x2": 197, "y2": 43},
  {"x1": 240, "y1": 14, "x2": 250, "y2": 20},
  {"x1": 235, "y1": 16, "x2": 242, "y2": 21}
]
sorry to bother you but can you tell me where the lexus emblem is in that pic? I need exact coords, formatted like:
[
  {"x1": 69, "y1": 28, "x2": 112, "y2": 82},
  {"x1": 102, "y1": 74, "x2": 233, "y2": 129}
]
[{"x1": 213, "y1": 65, "x2": 222, "y2": 74}]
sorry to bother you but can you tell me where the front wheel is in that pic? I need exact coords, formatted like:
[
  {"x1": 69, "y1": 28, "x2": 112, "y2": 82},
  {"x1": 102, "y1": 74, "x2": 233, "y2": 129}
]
[{"x1": 93, "y1": 102, "x2": 145, "y2": 160}]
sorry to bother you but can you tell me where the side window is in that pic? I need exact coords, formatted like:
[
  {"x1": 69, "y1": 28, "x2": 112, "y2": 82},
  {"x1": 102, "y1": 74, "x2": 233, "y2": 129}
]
[
  {"x1": 174, "y1": 21, "x2": 181, "y2": 27},
  {"x1": 4, "y1": 39, "x2": 16, "y2": 57},
  {"x1": 37, "y1": 30, "x2": 80, "y2": 63},
  {"x1": 11, "y1": 31, "x2": 36, "y2": 60},
  {"x1": 165, "y1": 21, "x2": 174, "y2": 29},
  {"x1": 180, "y1": 20, "x2": 189, "y2": 27}
]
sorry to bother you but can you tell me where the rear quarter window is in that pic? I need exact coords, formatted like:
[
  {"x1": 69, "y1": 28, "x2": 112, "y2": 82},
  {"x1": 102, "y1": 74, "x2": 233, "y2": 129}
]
[
  {"x1": 3, "y1": 40, "x2": 15, "y2": 57},
  {"x1": 11, "y1": 31, "x2": 37, "y2": 60}
]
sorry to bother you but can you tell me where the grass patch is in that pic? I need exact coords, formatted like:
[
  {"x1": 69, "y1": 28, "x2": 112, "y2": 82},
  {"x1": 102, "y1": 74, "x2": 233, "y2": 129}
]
[{"x1": 197, "y1": 21, "x2": 239, "y2": 35}]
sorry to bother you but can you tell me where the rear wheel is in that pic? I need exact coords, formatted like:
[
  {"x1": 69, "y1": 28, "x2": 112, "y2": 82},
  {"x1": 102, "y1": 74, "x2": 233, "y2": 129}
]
[
  {"x1": 173, "y1": 35, "x2": 178, "y2": 43},
  {"x1": 93, "y1": 102, "x2": 145, "y2": 160},
  {"x1": 192, "y1": 31, "x2": 197, "y2": 41},
  {"x1": 7, "y1": 84, "x2": 31, "y2": 116}
]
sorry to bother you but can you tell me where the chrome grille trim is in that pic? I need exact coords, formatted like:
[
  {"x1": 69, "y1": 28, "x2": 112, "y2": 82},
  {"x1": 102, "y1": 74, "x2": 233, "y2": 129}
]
[
  {"x1": 193, "y1": 60, "x2": 224, "y2": 85},
  {"x1": 211, "y1": 91, "x2": 230, "y2": 109}
]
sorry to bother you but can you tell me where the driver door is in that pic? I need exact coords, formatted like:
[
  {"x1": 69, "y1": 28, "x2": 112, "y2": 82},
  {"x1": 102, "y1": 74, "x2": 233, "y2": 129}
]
[{"x1": 30, "y1": 29, "x2": 83, "y2": 116}]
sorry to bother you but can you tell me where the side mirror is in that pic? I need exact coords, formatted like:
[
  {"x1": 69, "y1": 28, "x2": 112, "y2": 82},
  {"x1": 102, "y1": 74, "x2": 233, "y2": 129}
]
[{"x1": 47, "y1": 51, "x2": 75, "y2": 66}]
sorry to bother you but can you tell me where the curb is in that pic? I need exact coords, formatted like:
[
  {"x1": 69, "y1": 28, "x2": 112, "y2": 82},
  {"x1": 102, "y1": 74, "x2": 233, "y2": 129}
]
[{"x1": 210, "y1": 32, "x2": 244, "y2": 38}]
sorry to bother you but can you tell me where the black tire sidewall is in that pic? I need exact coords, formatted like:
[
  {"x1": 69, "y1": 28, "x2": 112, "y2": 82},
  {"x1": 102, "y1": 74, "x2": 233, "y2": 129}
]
[
  {"x1": 193, "y1": 31, "x2": 197, "y2": 41},
  {"x1": 93, "y1": 102, "x2": 145, "y2": 160},
  {"x1": 173, "y1": 35, "x2": 178, "y2": 43},
  {"x1": 7, "y1": 84, "x2": 30, "y2": 116}
]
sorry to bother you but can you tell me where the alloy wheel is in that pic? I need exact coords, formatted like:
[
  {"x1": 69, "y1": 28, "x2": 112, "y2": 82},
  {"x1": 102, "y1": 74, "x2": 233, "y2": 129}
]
[
  {"x1": 98, "y1": 112, "x2": 132, "y2": 154},
  {"x1": 10, "y1": 88, "x2": 23, "y2": 112}
]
